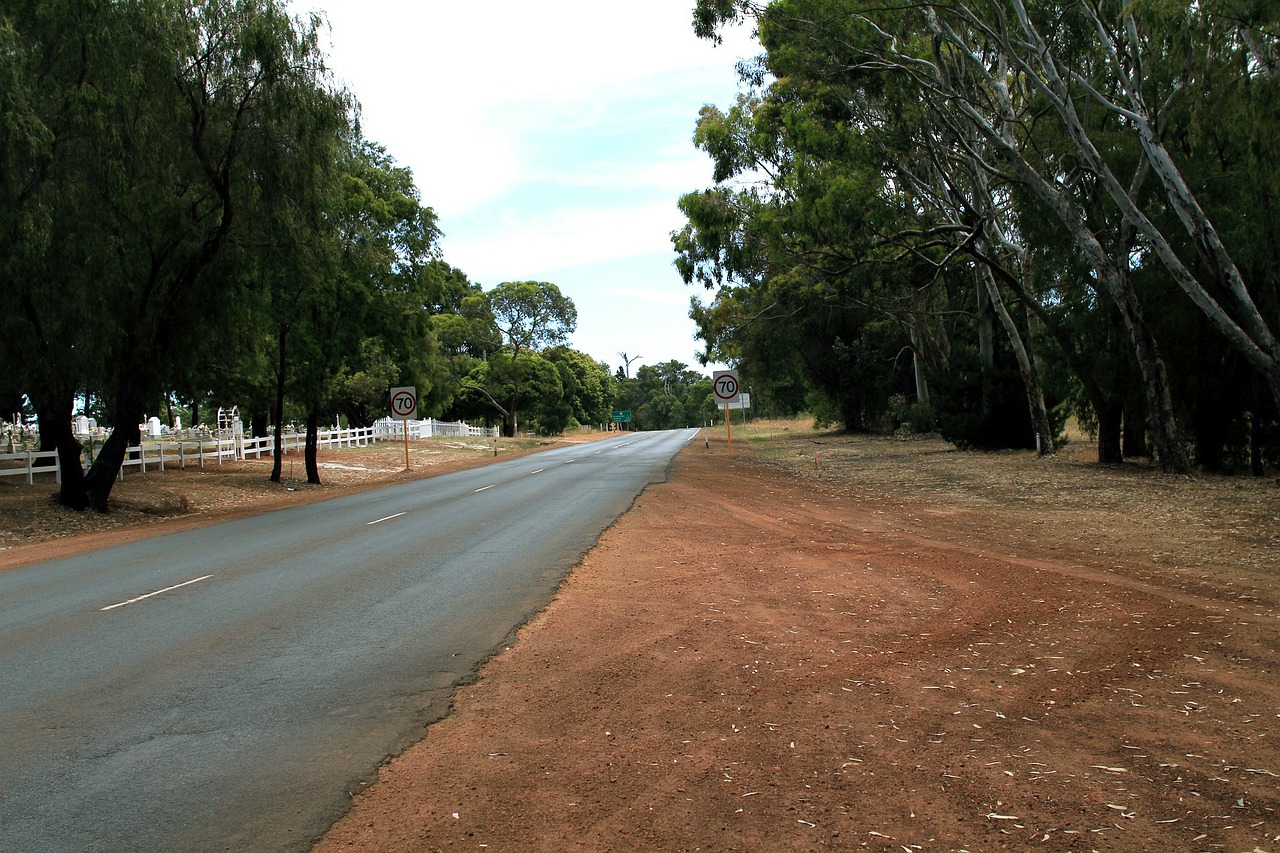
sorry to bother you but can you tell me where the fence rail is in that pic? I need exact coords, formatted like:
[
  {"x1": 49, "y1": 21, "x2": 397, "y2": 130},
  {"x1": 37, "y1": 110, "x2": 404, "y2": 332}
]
[{"x1": 0, "y1": 449, "x2": 62, "y2": 484}]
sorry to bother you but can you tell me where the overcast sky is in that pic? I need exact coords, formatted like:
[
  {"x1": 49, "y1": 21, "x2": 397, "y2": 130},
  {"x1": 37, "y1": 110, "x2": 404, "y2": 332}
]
[{"x1": 285, "y1": 1, "x2": 758, "y2": 375}]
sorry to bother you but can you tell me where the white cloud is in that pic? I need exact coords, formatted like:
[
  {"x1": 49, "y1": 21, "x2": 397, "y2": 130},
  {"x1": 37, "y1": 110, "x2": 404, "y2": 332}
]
[
  {"x1": 287, "y1": 0, "x2": 757, "y2": 367},
  {"x1": 296, "y1": 1, "x2": 756, "y2": 214},
  {"x1": 442, "y1": 201, "x2": 685, "y2": 284}
]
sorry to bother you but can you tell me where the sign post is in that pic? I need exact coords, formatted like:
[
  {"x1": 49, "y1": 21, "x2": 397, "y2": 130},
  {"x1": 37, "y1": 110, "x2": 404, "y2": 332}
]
[
  {"x1": 712, "y1": 370, "x2": 741, "y2": 456},
  {"x1": 389, "y1": 386, "x2": 417, "y2": 470}
]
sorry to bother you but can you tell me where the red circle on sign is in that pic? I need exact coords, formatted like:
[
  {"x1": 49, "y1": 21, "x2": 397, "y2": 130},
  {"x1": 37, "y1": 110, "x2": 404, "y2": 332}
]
[
  {"x1": 390, "y1": 390, "x2": 416, "y2": 416},
  {"x1": 714, "y1": 375, "x2": 739, "y2": 400}
]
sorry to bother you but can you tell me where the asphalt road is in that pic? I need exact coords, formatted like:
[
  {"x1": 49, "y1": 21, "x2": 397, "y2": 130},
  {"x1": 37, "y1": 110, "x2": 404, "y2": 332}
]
[{"x1": 0, "y1": 428, "x2": 697, "y2": 852}]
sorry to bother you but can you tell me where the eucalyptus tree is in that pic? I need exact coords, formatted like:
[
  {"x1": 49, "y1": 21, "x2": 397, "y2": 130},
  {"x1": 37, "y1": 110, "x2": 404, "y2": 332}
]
[
  {"x1": 459, "y1": 351, "x2": 564, "y2": 436},
  {"x1": 697, "y1": 0, "x2": 1280, "y2": 471},
  {"x1": 688, "y1": 1, "x2": 1151, "y2": 465},
  {"x1": 466, "y1": 280, "x2": 577, "y2": 436},
  {"x1": 676, "y1": 70, "x2": 1035, "y2": 441}
]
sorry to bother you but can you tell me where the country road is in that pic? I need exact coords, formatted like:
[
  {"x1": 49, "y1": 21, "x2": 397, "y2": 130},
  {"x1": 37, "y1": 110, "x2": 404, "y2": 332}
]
[{"x1": 0, "y1": 429, "x2": 696, "y2": 852}]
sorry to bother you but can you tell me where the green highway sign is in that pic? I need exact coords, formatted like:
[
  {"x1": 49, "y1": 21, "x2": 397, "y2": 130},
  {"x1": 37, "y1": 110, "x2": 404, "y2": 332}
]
[{"x1": 611, "y1": 410, "x2": 632, "y2": 423}]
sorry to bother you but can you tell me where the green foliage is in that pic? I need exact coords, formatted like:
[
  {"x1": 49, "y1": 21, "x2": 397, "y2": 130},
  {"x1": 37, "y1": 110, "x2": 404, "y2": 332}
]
[
  {"x1": 679, "y1": 0, "x2": 1280, "y2": 471},
  {"x1": 879, "y1": 395, "x2": 934, "y2": 437},
  {"x1": 929, "y1": 347, "x2": 1035, "y2": 451},
  {"x1": 545, "y1": 347, "x2": 614, "y2": 428},
  {"x1": 332, "y1": 339, "x2": 399, "y2": 427},
  {"x1": 612, "y1": 362, "x2": 716, "y2": 431}
]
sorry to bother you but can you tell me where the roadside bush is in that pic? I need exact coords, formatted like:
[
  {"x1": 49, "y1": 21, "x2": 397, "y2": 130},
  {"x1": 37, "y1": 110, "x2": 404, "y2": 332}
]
[{"x1": 879, "y1": 394, "x2": 934, "y2": 436}]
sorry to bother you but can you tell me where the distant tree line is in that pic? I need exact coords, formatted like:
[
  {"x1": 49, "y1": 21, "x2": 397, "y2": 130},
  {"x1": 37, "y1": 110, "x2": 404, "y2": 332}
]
[
  {"x1": 677, "y1": 0, "x2": 1279, "y2": 474},
  {"x1": 0, "y1": 0, "x2": 610, "y2": 511},
  {"x1": 611, "y1": 360, "x2": 720, "y2": 431}
]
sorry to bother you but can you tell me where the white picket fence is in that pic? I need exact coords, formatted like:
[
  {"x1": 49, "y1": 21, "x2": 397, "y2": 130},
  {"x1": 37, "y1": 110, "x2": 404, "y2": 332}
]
[
  {"x1": 372, "y1": 417, "x2": 497, "y2": 440},
  {"x1": 0, "y1": 417, "x2": 498, "y2": 485},
  {"x1": 0, "y1": 422, "x2": 493, "y2": 484},
  {"x1": 238, "y1": 425, "x2": 377, "y2": 459},
  {"x1": 0, "y1": 438, "x2": 237, "y2": 484}
]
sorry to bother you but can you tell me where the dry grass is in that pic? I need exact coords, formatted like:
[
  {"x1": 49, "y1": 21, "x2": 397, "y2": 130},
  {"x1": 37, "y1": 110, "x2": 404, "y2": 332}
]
[{"x1": 718, "y1": 417, "x2": 1280, "y2": 581}]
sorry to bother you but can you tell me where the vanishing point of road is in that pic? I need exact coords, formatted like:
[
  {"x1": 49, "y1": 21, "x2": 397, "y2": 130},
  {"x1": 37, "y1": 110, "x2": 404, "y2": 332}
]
[{"x1": 0, "y1": 429, "x2": 697, "y2": 852}]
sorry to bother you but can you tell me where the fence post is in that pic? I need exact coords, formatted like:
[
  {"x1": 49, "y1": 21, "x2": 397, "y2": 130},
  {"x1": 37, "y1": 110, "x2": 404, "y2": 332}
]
[{"x1": 25, "y1": 449, "x2": 33, "y2": 485}]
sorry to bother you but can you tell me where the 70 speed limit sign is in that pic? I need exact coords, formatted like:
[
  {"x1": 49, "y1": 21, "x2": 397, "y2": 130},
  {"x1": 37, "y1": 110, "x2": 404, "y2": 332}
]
[
  {"x1": 712, "y1": 370, "x2": 741, "y2": 404},
  {"x1": 389, "y1": 386, "x2": 418, "y2": 420}
]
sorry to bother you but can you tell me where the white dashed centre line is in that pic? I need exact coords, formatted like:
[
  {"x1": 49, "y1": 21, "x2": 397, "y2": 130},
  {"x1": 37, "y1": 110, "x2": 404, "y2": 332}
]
[
  {"x1": 101, "y1": 575, "x2": 213, "y2": 612},
  {"x1": 367, "y1": 512, "x2": 407, "y2": 525},
  {"x1": 474, "y1": 484, "x2": 495, "y2": 493}
]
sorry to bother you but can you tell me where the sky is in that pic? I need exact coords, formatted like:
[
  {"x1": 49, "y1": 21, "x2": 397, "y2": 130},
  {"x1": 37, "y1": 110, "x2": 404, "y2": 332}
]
[{"x1": 285, "y1": 1, "x2": 759, "y2": 376}]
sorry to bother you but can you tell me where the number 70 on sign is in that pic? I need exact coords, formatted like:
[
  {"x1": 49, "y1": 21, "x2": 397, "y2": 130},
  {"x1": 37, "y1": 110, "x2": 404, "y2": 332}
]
[{"x1": 713, "y1": 370, "x2": 740, "y2": 403}]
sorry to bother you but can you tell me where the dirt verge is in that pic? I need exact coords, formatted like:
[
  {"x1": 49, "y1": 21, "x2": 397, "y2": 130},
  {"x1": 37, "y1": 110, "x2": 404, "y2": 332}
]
[{"x1": 312, "y1": 425, "x2": 1280, "y2": 852}]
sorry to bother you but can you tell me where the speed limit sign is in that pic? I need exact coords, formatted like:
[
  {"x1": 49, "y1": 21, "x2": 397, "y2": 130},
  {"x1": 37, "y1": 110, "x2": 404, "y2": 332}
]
[
  {"x1": 712, "y1": 370, "x2": 740, "y2": 404},
  {"x1": 389, "y1": 386, "x2": 418, "y2": 420}
]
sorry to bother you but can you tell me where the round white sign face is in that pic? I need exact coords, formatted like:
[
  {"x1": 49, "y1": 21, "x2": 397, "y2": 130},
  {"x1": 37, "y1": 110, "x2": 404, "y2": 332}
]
[
  {"x1": 713, "y1": 371, "x2": 740, "y2": 401},
  {"x1": 390, "y1": 387, "x2": 418, "y2": 419}
]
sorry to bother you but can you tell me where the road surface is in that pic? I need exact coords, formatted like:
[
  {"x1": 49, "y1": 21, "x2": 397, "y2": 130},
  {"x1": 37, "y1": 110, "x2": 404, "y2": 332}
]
[{"x1": 0, "y1": 429, "x2": 696, "y2": 852}]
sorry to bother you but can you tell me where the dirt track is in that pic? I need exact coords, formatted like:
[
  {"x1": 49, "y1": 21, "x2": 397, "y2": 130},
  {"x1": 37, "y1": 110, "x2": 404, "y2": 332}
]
[{"x1": 313, "y1": 430, "x2": 1280, "y2": 852}]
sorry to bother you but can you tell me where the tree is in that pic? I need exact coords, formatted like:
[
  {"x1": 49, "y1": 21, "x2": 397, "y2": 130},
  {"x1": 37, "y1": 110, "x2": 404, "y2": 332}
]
[
  {"x1": 613, "y1": 362, "x2": 716, "y2": 431},
  {"x1": 688, "y1": 0, "x2": 1280, "y2": 471},
  {"x1": 0, "y1": 0, "x2": 130, "y2": 508},
  {"x1": 876, "y1": 1, "x2": 1272, "y2": 465},
  {"x1": 467, "y1": 281, "x2": 577, "y2": 436},
  {"x1": 546, "y1": 347, "x2": 614, "y2": 428},
  {"x1": 0, "y1": 0, "x2": 354, "y2": 509},
  {"x1": 268, "y1": 138, "x2": 442, "y2": 484}
]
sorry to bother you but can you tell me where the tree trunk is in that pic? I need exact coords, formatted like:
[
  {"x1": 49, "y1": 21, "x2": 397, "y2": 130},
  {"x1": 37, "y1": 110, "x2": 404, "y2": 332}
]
[
  {"x1": 32, "y1": 391, "x2": 89, "y2": 511},
  {"x1": 251, "y1": 409, "x2": 270, "y2": 438},
  {"x1": 84, "y1": 401, "x2": 142, "y2": 513},
  {"x1": 1114, "y1": 288, "x2": 1188, "y2": 473},
  {"x1": 978, "y1": 265, "x2": 1055, "y2": 454},
  {"x1": 304, "y1": 406, "x2": 321, "y2": 484},
  {"x1": 1122, "y1": 404, "x2": 1148, "y2": 459},
  {"x1": 271, "y1": 325, "x2": 287, "y2": 483},
  {"x1": 907, "y1": 325, "x2": 931, "y2": 407},
  {"x1": 971, "y1": 252, "x2": 1130, "y2": 467},
  {"x1": 1251, "y1": 374, "x2": 1266, "y2": 477},
  {"x1": 976, "y1": 282, "x2": 994, "y2": 368},
  {"x1": 1096, "y1": 399, "x2": 1123, "y2": 465}
]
